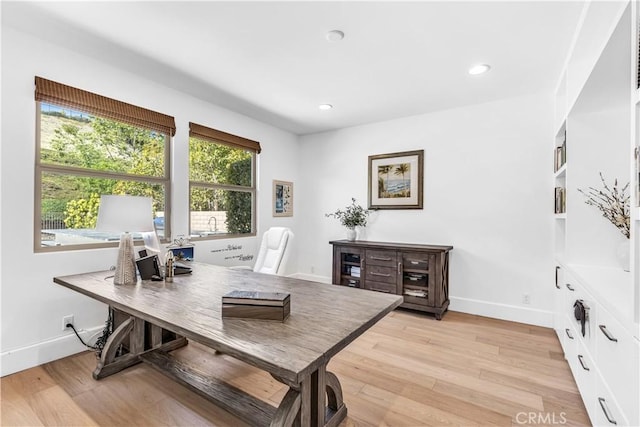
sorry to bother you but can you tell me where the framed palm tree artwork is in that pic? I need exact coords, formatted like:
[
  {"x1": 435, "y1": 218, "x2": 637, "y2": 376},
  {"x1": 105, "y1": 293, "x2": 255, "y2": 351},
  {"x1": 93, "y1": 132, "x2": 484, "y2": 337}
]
[{"x1": 368, "y1": 149, "x2": 424, "y2": 209}]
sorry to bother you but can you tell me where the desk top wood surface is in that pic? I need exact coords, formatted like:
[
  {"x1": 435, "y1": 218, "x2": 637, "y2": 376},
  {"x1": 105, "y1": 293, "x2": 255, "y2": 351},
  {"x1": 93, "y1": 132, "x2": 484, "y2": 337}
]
[{"x1": 54, "y1": 263, "x2": 402, "y2": 384}]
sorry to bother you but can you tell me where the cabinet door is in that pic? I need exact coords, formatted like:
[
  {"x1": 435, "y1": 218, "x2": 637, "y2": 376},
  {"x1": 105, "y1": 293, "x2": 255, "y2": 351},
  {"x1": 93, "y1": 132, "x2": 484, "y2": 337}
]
[
  {"x1": 400, "y1": 251, "x2": 433, "y2": 306},
  {"x1": 333, "y1": 246, "x2": 364, "y2": 288}
]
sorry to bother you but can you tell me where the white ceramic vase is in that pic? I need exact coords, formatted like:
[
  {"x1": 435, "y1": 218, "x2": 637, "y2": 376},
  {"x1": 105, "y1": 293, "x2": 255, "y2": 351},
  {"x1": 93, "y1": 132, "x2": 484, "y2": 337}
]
[{"x1": 346, "y1": 228, "x2": 357, "y2": 241}]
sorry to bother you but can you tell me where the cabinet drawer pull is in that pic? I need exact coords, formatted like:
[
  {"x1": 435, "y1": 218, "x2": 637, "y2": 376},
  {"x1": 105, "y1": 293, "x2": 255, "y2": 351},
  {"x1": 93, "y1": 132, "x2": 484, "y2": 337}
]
[
  {"x1": 371, "y1": 256, "x2": 392, "y2": 261},
  {"x1": 598, "y1": 325, "x2": 618, "y2": 342},
  {"x1": 555, "y1": 266, "x2": 560, "y2": 287},
  {"x1": 566, "y1": 283, "x2": 575, "y2": 291},
  {"x1": 577, "y1": 354, "x2": 589, "y2": 371},
  {"x1": 565, "y1": 328, "x2": 574, "y2": 339},
  {"x1": 598, "y1": 398, "x2": 617, "y2": 425},
  {"x1": 398, "y1": 262, "x2": 402, "y2": 274},
  {"x1": 555, "y1": 283, "x2": 561, "y2": 289},
  {"x1": 371, "y1": 272, "x2": 391, "y2": 277}
]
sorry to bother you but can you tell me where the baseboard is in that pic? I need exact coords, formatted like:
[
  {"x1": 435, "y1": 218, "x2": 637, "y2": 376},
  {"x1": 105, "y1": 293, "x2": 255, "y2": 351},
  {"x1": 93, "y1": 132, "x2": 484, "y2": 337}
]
[
  {"x1": 1, "y1": 325, "x2": 103, "y2": 377},
  {"x1": 449, "y1": 296, "x2": 553, "y2": 328},
  {"x1": 287, "y1": 273, "x2": 332, "y2": 284}
]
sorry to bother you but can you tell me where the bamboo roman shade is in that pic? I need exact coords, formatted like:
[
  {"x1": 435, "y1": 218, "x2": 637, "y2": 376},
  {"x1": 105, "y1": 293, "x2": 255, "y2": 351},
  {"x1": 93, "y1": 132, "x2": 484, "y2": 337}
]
[
  {"x1": 189, "y1": 122, "x2": 261, "y2": 153},
  {"x1": 35, "y1": 76, "x2": 176, "y2": 136}
]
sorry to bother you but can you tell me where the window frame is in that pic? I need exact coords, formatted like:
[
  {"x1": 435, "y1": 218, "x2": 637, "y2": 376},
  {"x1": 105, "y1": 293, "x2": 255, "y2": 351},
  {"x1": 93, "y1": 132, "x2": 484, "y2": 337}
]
[
  {"x1": 34, "y1": 98, "x2": 172, "y2": 253},
  {"x1": 188, "y1": 123, "x2": 259, "y2": 240}
]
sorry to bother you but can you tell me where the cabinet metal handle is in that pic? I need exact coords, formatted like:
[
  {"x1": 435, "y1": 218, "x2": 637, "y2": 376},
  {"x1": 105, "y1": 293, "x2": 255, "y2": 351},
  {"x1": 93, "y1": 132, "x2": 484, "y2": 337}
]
[
  {"x1": 371, "y1": 272, "x2": 390, "y2": 277},
  {"x1": 577, "y1": 354, "x2": 589, "y2": 371},
  {"x1": 398, "y1": 262, "x2": 402, "y2": 274},
  {"x1": 555, "y1": 283, "x2": 561, "y2": 289},
  {"x1": 566, "y1": 283, "x2": 575, "y2": 291},
  {"x1": 371, "y1": 256, "x2": 391, "y2": 261},
  {"x1": 565, "y1": 328, "x2": 574, "y2": 339},
  {"x1": 598, "y1": 398, "x2": 617, "y2": 425},
  {"x1": 598, "y1": 325, "x2": 618, "y2": 342},
  {"x1": 555, "y1": 266, "x2": 560, "y2": 287}
]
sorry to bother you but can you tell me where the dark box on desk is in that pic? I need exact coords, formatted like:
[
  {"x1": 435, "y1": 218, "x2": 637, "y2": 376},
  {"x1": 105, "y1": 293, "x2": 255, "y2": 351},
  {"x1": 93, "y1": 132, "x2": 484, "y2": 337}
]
[{"x1": 221, "y1": 290, "x2": 291, "y2": 321}]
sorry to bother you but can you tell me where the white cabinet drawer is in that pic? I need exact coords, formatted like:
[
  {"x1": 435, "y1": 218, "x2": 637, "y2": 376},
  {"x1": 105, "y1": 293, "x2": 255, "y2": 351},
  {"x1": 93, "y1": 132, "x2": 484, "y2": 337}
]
[
  {"x1": 595, "y1": 307, "x2": 640, "y2": 426},
  {"x1": 564, "y1": 273, "x2": 597, "y2": 353},
  {"x1": 570, "y1": 338, "x2": 597, "y2": 418},
  {"x1": 594, "y1": 375, "x2": 629, "y2": 427}
]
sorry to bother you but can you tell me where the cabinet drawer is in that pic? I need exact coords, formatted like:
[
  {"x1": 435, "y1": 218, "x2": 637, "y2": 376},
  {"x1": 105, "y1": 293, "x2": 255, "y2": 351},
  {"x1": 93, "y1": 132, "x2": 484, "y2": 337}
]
[
  {"x1": 570, "y1": 340, "x2": 596, "y2": 419},
  {"x1": 594, "y1": 375, "x2": 629, "y2": 427},
  {"x1": 595, "y1": 307, "x2": 639, "y2": 425},
  {"x1": 564, "y1": 273, "x2": 597, "y2": 353},
  {"x1": 402, "y1": 253, "x2": 429, "y2": 270},
  {"x1": 365, "y1": 280, "x2": 397, "y2": 294},
  {"x1": 366, "y1": 250, "x2": 397, "y2": 267},
  {"x1": 365, "y1": 265, "x2": 396, "y2": 284}
]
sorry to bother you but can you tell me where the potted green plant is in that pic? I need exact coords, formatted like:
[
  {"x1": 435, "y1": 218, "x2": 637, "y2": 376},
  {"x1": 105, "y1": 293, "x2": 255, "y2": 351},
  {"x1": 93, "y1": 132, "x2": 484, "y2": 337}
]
[{"x1": 325, "y1": 198, "x2": 370, "y2": 241}]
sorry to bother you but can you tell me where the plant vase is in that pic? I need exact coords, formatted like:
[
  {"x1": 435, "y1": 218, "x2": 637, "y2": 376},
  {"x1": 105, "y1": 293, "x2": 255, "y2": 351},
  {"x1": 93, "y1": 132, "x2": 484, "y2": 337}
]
[
  {"x1": 615, "y1": 239, "x2": 630, "y2": 272},
  {"x1": 346, "y1": 228, "x2": 357, "y2": 241}
]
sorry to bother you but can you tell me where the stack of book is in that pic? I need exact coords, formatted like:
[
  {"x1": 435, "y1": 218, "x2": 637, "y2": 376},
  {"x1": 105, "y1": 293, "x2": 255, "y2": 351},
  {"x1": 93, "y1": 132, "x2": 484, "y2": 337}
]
[
  {"x1": 554, "y1": 136, "x2": 567, "y2": 172},
  {"x1": 555, "y1": 186, "x2": 566, "y2": 214},
  {"x1": 221, "y1": 290, "x2": 291, "y2": 321}
]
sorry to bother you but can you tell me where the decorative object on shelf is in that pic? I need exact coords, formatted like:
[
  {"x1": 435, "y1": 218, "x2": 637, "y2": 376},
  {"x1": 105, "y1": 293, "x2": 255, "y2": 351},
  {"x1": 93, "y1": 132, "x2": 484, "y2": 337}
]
[
  {"x1": 273, "y1": 180, "x2": 293, "y2": 217},
  {"x1": 96, "y1": 195, "x2": 155, "y2": 285},
  {"x1": 368, "y1": 149, "x2": 424, "y2": 209},
  {"x1": 325, "y1": 198, "x2": 370, "y2": 241},
  {"x1": 577, "y1": 172, "x2": 630, "y2": 239},
  {"x1": 167, "y1": 235, "x2": 194, "y2": 261}
]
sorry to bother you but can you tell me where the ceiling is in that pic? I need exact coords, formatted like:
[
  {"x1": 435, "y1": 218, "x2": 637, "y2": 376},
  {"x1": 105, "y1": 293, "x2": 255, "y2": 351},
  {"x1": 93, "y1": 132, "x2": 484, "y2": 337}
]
[{"x1": 3, "y1": 1, "x2": 584, "y2": 135}]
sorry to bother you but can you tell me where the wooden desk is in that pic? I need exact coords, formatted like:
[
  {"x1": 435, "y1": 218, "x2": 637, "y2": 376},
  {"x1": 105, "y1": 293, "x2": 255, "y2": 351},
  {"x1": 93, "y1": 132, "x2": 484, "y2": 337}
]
[{"x1": 54, "y1": 263, "x2": 402, "y2": 427}]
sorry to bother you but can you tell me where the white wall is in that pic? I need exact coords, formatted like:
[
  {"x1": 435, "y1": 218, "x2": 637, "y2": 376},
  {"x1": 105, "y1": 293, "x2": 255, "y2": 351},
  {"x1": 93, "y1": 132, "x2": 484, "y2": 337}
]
[
  {"x1": 297, "y1": 94, "x2": 555, "y2": 326},
  {"x1": 0, "y1": 27, "x2": 300, "y2": 376}
]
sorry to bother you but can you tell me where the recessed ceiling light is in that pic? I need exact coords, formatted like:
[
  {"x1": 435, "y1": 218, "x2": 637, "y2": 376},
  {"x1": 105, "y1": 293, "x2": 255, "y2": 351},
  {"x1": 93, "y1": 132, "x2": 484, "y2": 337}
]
[
  {"x1": 326, "y1": 30, "x2": 344, "y2": 42},
  {"x1": 318, "y1": 104, "x2": 333, "y2": 110},
  {"x1": 468, "y1": 64, "x2": 491, "y2": 75}
]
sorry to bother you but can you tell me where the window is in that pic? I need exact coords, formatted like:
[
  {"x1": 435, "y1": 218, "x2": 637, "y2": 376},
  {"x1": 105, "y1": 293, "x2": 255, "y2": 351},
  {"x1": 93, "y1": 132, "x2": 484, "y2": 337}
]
[
  {"x1": 189, "y1": 122, "x2": 260, "y2": 239},
  {"x1": 35, "y1": 77, "x2": 175, "y2": 251}
]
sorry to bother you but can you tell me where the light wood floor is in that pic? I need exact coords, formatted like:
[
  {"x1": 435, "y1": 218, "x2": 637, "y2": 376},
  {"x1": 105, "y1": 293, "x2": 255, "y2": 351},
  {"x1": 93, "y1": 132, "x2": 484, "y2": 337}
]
[{"x1": 1, "y1": 310, "x2": 590, "y2": 426}]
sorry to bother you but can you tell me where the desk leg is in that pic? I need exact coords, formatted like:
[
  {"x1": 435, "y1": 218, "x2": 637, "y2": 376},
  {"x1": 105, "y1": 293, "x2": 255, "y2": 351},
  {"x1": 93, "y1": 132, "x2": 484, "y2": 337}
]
[
  {"x1": 271, "y1": 363, "x2": 346, "y2": 427},
  {"x1": 93, "y1": 313, "x2": 188, "y2": 380}
]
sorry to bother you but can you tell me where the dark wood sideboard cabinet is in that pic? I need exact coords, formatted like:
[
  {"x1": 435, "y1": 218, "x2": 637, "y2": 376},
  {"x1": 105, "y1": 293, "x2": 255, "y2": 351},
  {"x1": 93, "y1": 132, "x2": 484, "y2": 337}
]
[{"x1": 330, "y1": 240, "x2": 453, "y2": 320}]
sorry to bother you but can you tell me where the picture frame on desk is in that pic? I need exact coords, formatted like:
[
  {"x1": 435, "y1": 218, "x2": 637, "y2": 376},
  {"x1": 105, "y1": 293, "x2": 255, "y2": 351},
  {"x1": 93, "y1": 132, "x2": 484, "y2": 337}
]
[{"x1": 368, "y1": 149, "x2": 424, "y2": 209}]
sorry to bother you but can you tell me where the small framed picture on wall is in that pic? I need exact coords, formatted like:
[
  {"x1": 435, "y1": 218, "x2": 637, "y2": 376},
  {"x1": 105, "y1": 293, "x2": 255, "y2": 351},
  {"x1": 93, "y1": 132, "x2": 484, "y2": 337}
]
[{"x1": 273, "y1": 180, "x2": 293, "y2": 217}]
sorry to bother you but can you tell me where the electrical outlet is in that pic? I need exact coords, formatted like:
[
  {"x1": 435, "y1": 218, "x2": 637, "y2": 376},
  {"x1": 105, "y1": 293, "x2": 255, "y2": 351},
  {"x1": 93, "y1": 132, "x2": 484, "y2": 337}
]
[
  {"x1": 523, "y1": 294, "x2": 531, "y2": 305},
  {"x1": 62, "y1": 315, "x2": 74, "y2": 331}
]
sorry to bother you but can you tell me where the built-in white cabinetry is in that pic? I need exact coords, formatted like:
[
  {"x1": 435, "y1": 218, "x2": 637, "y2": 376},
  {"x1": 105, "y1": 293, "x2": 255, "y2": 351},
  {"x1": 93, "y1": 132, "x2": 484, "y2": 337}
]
[{"x1": 553, "y1": 1, "x2": 640, "y2": 426}]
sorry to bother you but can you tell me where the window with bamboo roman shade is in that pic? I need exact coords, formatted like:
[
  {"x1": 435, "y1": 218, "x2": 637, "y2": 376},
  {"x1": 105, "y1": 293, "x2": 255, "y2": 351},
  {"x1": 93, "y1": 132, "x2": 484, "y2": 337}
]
[
  {"x1": 188, "y1": 122, "x2": 258, "y2": 238},
  {"x1": 34, "y1": 77, "x2": 173, "y2": 252}
]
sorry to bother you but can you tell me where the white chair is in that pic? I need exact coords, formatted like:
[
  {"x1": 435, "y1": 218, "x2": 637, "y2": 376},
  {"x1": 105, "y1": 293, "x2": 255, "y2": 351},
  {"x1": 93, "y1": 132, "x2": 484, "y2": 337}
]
[{"x1": 234, "y1": 227, "x2": 294, "y2": 276}]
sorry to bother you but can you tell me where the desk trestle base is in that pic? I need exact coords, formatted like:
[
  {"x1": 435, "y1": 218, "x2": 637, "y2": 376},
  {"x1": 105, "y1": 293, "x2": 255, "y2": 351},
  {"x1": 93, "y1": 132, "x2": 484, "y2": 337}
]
[{"x1": 92, "y1": 312, "x2": 346, "y2": 427}]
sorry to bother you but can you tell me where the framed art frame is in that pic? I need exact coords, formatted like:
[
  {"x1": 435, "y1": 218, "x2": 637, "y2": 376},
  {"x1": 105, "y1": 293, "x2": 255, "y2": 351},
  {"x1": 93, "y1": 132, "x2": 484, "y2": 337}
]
[
  {"x1": 368, "y1": 149, "x2": 424, "y2": 209},
  {"x1": 273, "y1": 180, "x2": 293, "y2": 217}
]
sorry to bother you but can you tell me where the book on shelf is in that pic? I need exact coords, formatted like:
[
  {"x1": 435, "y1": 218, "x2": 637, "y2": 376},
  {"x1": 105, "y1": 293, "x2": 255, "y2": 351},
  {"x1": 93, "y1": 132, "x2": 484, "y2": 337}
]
[
  {"x1": 554, "y1": 140, "x2": 567, "y2": 172},
  {"x1": 222, "y1": 290, "x2": 290, "y2": 307},
  {"x1": 554, "y1": 186, "x2": 566, "y2": 213}
]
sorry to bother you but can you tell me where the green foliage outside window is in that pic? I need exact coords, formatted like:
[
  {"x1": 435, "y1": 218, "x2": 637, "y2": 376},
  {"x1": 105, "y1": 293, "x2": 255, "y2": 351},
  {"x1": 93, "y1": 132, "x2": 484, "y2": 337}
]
[{"x1": 40, "y1": 105, "x2": 166, "y2": 228}]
